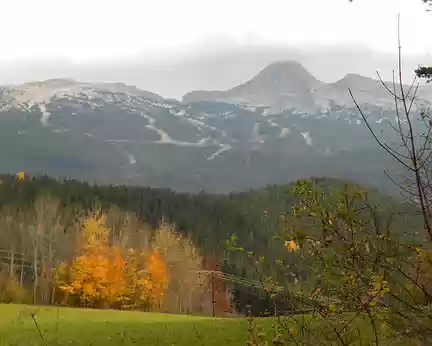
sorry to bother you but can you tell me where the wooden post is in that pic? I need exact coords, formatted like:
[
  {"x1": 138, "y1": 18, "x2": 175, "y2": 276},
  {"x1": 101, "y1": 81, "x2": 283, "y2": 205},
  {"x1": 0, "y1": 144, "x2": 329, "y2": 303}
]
[
  {"x1": 9, "y1": 250, "x2": 15, "y2": 279},
  {"x1": 211, "y1": 271, "x2": 215, "y2": 317},
  {"x1": 20, "y1": 256, "x2": 24, "y2": 287}
]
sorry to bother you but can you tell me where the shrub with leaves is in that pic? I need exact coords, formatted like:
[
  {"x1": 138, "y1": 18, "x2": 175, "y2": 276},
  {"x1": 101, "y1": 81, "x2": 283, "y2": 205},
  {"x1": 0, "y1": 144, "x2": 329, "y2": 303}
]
[
  {"x1": 232, "y1": 179, "x2": 432, "y2": 345},
  {"x1": 0, "y1": 271, "x2": 30, "y2": 303}
]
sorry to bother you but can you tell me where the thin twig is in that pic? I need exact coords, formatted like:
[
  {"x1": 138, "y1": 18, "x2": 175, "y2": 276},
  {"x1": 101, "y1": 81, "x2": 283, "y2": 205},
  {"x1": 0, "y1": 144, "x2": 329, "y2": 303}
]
[
  {"x1": 406, "y1": 75, "x2": 418, "y2": 99},
  {"x1": 31, "y1": 314, "x2": 48, "y2": 346},
  {"x1": 376, "y1": 71, "x2": 404, "y2": 101},
  {"x1": 384, "y1": 170, "x2": 419, "y2": 197},
  {"x1": 407, "y1": 83, "x2": 420, "y2": 114},
  {"x1": 392, "y1": 70, "x2": 409, "y2": 147}
]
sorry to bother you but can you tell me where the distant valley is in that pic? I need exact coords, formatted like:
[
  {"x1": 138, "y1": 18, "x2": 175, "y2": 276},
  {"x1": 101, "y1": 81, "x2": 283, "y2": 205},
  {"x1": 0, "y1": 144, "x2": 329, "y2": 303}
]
[{"x1": 0, "y1": 61, "x2": 426, "y2": 193}]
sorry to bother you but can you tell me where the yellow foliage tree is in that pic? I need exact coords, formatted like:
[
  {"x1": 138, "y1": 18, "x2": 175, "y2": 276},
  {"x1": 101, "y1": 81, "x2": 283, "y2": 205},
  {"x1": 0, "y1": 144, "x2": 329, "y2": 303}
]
[
  {"x1": 55, "y1": 214, "x2": 126, "y2": 308},
  {"x1": 15, "y1": 172, "x2": 25, "y2": 181},
  {"x1": 152, "y1": 222, "x2": 205, "y2": 314},
  {"x1": 121, "y1": 249, "x2": 167, "y2": 310},
  {"x1": 54, "y1": 212, "x2": 168, "y2": 310}
]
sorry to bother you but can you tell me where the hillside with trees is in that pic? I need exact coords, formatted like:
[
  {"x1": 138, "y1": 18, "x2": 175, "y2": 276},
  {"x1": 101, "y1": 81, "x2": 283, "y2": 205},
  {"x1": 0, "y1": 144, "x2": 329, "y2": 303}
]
[{"x1": 0, "y1": 174, "x2": 421, "y2": 318}]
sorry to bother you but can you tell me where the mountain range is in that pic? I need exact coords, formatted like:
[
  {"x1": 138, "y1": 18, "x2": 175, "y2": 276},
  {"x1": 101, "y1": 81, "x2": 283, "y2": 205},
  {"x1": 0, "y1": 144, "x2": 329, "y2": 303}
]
[{"x1": 0, "y1": 61, "x2": 425, "y2": 193}]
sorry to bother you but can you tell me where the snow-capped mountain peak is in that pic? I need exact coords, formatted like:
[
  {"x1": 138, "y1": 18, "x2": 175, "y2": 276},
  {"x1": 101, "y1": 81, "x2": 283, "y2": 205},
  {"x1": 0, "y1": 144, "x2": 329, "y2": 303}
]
[
  {"x1": 0, "y1": 60, "x2": 421, "y2": 193},
  {"x1": 183, "y1": 60, "x2": 432, "y2": 113}
]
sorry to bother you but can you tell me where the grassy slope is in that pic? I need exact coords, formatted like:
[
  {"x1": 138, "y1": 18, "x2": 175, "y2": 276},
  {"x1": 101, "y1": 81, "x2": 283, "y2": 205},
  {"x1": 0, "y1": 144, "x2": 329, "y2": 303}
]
[
  {"x1": 0, "y1": 304, "x2": 404, "y2": 345},
  {"x1": 0, "y1": 304, "x2": 263, "y2": 346}
]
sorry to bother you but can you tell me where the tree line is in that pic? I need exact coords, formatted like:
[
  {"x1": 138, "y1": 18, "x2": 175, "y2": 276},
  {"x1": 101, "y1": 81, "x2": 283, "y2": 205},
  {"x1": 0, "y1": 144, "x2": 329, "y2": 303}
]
[
  {"x1": 0, "y1": 176, "x2": 237, "y2": 315},
  {"x1": 0, "y1": 173, "x2": 420, "y2": 318}
]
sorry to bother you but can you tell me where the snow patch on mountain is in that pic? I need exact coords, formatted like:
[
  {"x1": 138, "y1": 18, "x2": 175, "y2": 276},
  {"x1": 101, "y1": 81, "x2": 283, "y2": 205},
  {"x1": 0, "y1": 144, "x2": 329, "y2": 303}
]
[
  {"x1": 186, "y1": 117, "x2": 226, "y2": 137},
  {"x1": 84, "y1": 133, "x2": 96, "y2": 138},
  {"x1": 206, "y1": 143, "x2": 232, "y2": 160},
  {"x1": 279, "y1": 127, "x2": 290, "y2": 138},
  {"x1": 139, "y1": 112, "x2": 223, "y2": 148},
  {"x1": 301, "y1": 132, "x2": 312, "y2": 146},
  {"x1": 0, "y1": 79, "x2": 164, "y2": 117},
  {"x1": 268, "y1": 119, "x2": 278, "y2": 127},
  {"x1": 52, "y1": 128, "x2": 69, "y2": 133},
  {"x1": 39, "y1": 103, "x2": 50, "y2": 126},
  {"x1": 140, "y1": 112, "x2": 172, "y2": 143},
  {"x1": 169, "y1": 109, "x2": 186, "y2": 117},
  {"x1": 126, "y1": 152, "x2": 137, "y2": 165},
  {"x1": 253, "y1": 123, "x2": 264, "y2": 143},
  {"x1": 145, "y1": 100, "x2": 174, "y2": 109}
]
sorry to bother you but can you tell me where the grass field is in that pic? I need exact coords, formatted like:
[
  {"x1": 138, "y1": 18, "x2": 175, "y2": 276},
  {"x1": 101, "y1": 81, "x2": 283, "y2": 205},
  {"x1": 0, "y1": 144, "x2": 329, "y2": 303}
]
[
  {"x1": 0, "y1": 304, "x2": 407, "y2": 345},
  {"x1": 0, "y1": 304, "x2": 265, "y2": 346}
]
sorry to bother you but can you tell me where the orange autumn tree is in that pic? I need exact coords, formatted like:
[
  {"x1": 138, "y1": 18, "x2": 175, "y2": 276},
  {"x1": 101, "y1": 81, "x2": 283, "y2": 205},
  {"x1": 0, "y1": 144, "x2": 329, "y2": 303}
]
[
  {"x1": 54, "y1": 212, "x2": 168, "y2": 310},
  {"x1": 55, "y1": 214, "x2": 126, "y2": 308},
  {"x1": 15, "y1": 171, "x2": 25, "y2": 181},
  {"x1": 145, "y1": 251, "x2": 168, "y2": 305}
]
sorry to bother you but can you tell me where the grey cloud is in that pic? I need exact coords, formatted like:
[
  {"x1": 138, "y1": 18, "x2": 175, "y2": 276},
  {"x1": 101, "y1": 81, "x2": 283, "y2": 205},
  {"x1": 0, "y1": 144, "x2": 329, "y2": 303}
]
[{"x1": 0, "y1": 43, "x2": 430, "y2": 100}]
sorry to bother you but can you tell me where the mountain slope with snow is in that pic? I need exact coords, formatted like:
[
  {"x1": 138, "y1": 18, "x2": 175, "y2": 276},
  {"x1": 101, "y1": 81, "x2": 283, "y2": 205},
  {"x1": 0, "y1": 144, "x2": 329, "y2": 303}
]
[
  {"x1": 0, "y1": 62, "x2": 420, "y2": 193},
  {"x1": 183, "y1": 61, "x2": 432, "y2": 115}
]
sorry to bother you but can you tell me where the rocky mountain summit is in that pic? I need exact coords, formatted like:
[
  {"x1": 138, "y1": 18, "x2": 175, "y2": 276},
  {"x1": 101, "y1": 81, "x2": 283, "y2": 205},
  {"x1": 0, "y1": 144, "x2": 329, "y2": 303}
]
[{"x1": 183, "y1": 61, "x2": 432, "y2": 115}]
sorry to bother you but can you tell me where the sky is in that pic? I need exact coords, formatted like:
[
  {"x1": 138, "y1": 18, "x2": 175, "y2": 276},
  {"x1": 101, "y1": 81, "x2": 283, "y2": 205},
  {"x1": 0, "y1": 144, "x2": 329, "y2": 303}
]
[{"x1": 0, "y1": 0, "x2": 431, "y2": 98}]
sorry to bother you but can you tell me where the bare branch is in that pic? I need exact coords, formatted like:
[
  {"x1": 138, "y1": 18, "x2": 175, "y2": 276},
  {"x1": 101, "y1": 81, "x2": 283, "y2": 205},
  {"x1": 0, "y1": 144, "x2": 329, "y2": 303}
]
[
  {"x1": 392, "y1": 70, "x2": 409, "y2": 147},
  {"x1": 407, "y1": 83, "x2": 420, "y2": 114},
  {"x1": 349, "y1": 88, "x2": 414, "y2": 171},
  {"x1": 406, "y1": 75, "x2": 419, "y2": 99},
  {"x1": 387, "y1": 121, "x2": 412, "y2": 144},
  {"x1": 416, "y1": 125, "x2": 432, "y2": 163},
  {"x1": 396, "y1": 14, "x2": 432, "y2": 240},
  {"x1": 376, "y1": 71, "x2": 404, "y2": 101},
  {"x1": 384, "y1": 170, "x2": 419, "y2": 197}
]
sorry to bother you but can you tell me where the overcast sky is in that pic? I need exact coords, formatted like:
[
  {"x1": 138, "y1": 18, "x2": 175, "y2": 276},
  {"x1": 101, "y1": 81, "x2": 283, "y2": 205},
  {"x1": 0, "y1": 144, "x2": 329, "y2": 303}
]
[{"x1": 1, "y1": 0, "x2": 431, "y2": 98}]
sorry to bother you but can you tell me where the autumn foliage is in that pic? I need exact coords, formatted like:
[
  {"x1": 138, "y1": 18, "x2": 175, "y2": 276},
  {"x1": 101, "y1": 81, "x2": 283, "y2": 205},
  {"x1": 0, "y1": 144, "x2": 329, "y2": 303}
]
[
  {"x1": 15, "y1": 172, "x2": 25, "y2": 181},
  {"x1": 54, "y1": 213, "x2": 167, "y2": 309},
  {"x1": 121, "y1": 249, "x2": 167, "y2": 309}
]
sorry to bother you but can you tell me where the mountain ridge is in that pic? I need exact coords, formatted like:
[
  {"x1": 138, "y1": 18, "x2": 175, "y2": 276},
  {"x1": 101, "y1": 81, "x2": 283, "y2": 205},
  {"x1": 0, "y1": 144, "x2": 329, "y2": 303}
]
[
  {"x1": 2, "y1": 60, "x2": 429, "y2": 113},
  {"x1": 0, "y1": 60, "x2": 424, "y2": 194},
  {"x1": 182, "y1": 60, "x2": 432, "y2": 113}
]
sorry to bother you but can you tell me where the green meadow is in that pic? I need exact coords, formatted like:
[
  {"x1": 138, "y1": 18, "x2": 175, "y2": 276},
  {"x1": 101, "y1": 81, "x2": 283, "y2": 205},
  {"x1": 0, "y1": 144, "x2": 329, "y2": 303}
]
[{"x1": 0, "y1": 304, "x2": 266, "y2": 346}]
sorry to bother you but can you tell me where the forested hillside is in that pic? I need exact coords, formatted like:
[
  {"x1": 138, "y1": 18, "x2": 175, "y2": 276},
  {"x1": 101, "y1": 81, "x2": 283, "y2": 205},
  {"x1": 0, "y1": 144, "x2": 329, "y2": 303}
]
[{"x1": 0, "y1": 174, "x2": 421, "y2": 316}]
